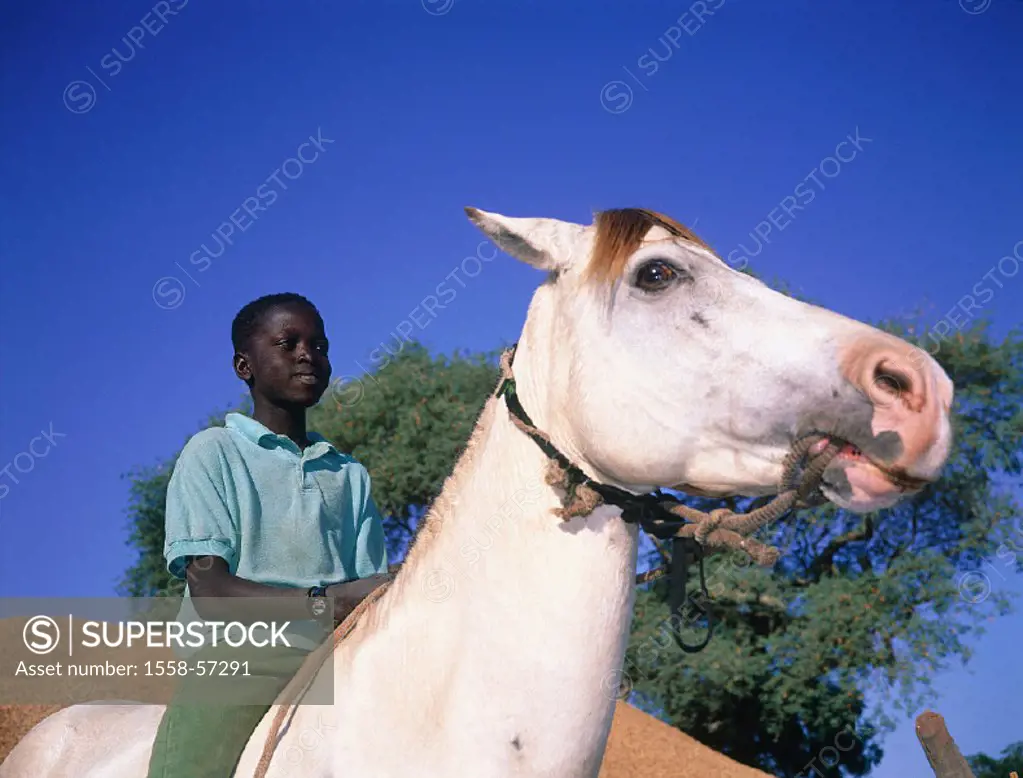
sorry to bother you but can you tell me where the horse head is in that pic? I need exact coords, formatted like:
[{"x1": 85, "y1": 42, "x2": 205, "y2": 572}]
[{"x1": 467, "y1": 206, "x2": 953, "y2": 514}]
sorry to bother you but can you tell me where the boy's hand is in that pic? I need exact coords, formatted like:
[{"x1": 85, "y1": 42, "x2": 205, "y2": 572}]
[{"x1": 326, "y1": 573, "x2": 393, "y2": 623}]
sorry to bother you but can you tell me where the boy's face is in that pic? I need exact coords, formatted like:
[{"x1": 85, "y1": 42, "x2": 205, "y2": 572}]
[{"x1": 234, "y1": 303, "x2": 332, "y2": 407}]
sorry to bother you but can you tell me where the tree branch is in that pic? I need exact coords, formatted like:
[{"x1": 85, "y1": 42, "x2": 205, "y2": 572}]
[
  {"x1": 808, "y1": 517, "x2": 874, "y2": 581},
  {"x1": 709, "y1": 587, "x2": 788, "y2": 612}
]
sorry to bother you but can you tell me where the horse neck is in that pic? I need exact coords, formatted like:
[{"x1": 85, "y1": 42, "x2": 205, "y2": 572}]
[
  {"x1": 400, "y1": 356, "x2": 641, "y2": 611},
  {"x1": 327, "y1": 384, "x2": 642, "y2": 774}
]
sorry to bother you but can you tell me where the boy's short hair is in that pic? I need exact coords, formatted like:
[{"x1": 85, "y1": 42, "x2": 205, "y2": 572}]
[{"x1": 231, "y1": 293, "x2": 323, "y2": 353}]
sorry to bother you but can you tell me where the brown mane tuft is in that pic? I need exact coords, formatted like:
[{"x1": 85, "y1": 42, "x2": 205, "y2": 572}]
[{"x1": 585, "y1": 208, "x2": 712, "y2": 285}]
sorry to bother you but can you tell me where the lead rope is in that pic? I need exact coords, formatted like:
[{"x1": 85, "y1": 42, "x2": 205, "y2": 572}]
[{"x1": 252, "y1": 346, "x2": 841, "y2": 775}]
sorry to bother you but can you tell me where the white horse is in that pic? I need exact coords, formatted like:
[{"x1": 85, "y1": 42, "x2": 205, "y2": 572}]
[{"x1": 1, "y1": 206, "x2": 954, "y2": 778}]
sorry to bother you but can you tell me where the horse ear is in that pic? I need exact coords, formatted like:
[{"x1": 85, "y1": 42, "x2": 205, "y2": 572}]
[{"x1": 464, "y1": 207, "x2": 588, "y2": 272}]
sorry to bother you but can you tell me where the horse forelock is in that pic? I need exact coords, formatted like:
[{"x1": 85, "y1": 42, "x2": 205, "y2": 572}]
[{"x1": 584, "y1": 208, "x2": 712, "y2": 285}]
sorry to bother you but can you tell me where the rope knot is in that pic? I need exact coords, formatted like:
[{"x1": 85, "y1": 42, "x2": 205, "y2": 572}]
[{"x1": 694, "y1": 508, "x2": 729, "y2": 544}]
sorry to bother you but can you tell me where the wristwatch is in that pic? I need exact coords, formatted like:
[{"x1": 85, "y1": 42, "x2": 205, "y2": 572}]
[{"x1": 307, "y1": 585, "x2": 328, "y2": 618}]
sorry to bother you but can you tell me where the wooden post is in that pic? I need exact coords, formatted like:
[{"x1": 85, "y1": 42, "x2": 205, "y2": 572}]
[{"x1": 915, "y1": 710, "x2": 976, "y2": 778}]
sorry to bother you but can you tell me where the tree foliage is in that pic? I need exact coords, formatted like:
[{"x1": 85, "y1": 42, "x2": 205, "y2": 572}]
[
  {"x1": 119, "y1": 320, "x2": 1023, "y2": 777},
  {"x1": 967, "y1": 740, "x2": 1023, "y2": 778}
]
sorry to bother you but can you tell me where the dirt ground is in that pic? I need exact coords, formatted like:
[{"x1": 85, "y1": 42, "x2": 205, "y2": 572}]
[{"x1": 0, "y1": 616, "x2": 771, "y2": 777}]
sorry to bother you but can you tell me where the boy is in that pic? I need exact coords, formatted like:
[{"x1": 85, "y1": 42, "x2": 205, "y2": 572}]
[{"x1": 147, "y1": 292, "x2": 391, "y2": 778}]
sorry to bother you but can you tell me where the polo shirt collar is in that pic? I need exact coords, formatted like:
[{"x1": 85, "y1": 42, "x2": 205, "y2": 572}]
[{"x1": 225, "y1": 412, "x2": 341, "y2": 456}]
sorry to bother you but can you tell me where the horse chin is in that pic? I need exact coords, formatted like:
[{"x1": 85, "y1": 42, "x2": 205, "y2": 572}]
[{"x1": 819, "y1": 457, "x2": 907, "y2": 513}]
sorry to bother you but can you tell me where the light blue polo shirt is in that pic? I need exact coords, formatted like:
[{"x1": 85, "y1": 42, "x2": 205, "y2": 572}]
[{"x1": 163, "y1": 412, "x2": 388, "y2": 654}]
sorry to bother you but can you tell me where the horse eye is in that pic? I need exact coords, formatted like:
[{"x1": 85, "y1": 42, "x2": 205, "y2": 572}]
[{"x1": 634, "y1": 260, "x2": 685, "y2": 292}]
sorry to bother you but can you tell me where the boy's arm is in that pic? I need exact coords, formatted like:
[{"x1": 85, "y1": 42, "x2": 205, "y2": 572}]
[
  {"x1": 186, "y1": 556, "x2": 391, "y2": 624},
  {"x1": 162, "y1": 435, "x2": 240, "y2": 621},
  {"x1": 353, "y1": 489, "x2": 389, "y2": 578}
]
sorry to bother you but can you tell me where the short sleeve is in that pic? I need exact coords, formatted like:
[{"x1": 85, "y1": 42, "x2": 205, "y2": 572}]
[
  {"x1": 163, "y1": 436, "x2": 239, "y2": 579},
  {"x1": 353, "y1": 488, "x2": 388, "y2": 579}
]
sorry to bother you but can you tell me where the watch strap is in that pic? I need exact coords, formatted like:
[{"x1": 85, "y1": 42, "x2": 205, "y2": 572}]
[{"x1": 307, "y1": 585, "x2": 329, "y2": 619}]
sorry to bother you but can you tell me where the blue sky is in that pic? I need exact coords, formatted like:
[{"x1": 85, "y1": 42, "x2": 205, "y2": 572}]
[{"x1": 1, "y1": 0, "x2": 1021, "y2": 774}]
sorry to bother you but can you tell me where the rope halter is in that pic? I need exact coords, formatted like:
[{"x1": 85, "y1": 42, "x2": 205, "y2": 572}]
[{"x1": 496, "y1": 344, "x2": 841, "y2": 652}]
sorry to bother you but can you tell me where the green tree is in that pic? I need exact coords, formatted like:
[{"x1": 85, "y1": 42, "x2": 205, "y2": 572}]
[
  {"x1": 967, "y1": 740, "x2": 1023, "y2": 778},
  {"x1": 118, "y1": 323, "x2": 1022, "y2": 778}
]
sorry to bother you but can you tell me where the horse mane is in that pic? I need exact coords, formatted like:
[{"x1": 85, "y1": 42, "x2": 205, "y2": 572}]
[{"x1": 584, "y1": 208, "x2": 712, "y2": 285}]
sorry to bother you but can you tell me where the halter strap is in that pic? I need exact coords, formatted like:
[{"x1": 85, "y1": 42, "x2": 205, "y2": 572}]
[
  {"x1": 496, "y1": 343, "x2": 714, "y2": 651},
  {"x1": 496, "y1": 342, "x2": 840, "y2": 654}
]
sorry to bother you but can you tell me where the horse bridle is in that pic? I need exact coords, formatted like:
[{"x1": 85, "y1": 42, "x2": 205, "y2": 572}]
[{"x1": 495, "y1": 343, "x2": 841, "y2": 653}]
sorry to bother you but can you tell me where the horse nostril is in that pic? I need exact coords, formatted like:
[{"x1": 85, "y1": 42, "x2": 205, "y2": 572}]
[
  {"x1": 869, "y1": 358, "x2": 927, "y2": 412},
  {"x1": 873, "y1": 364, "x2": 911, "y2": 397},
  {"x1": 841, "y1": 337, "x2": 941, "y2": 418}
]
